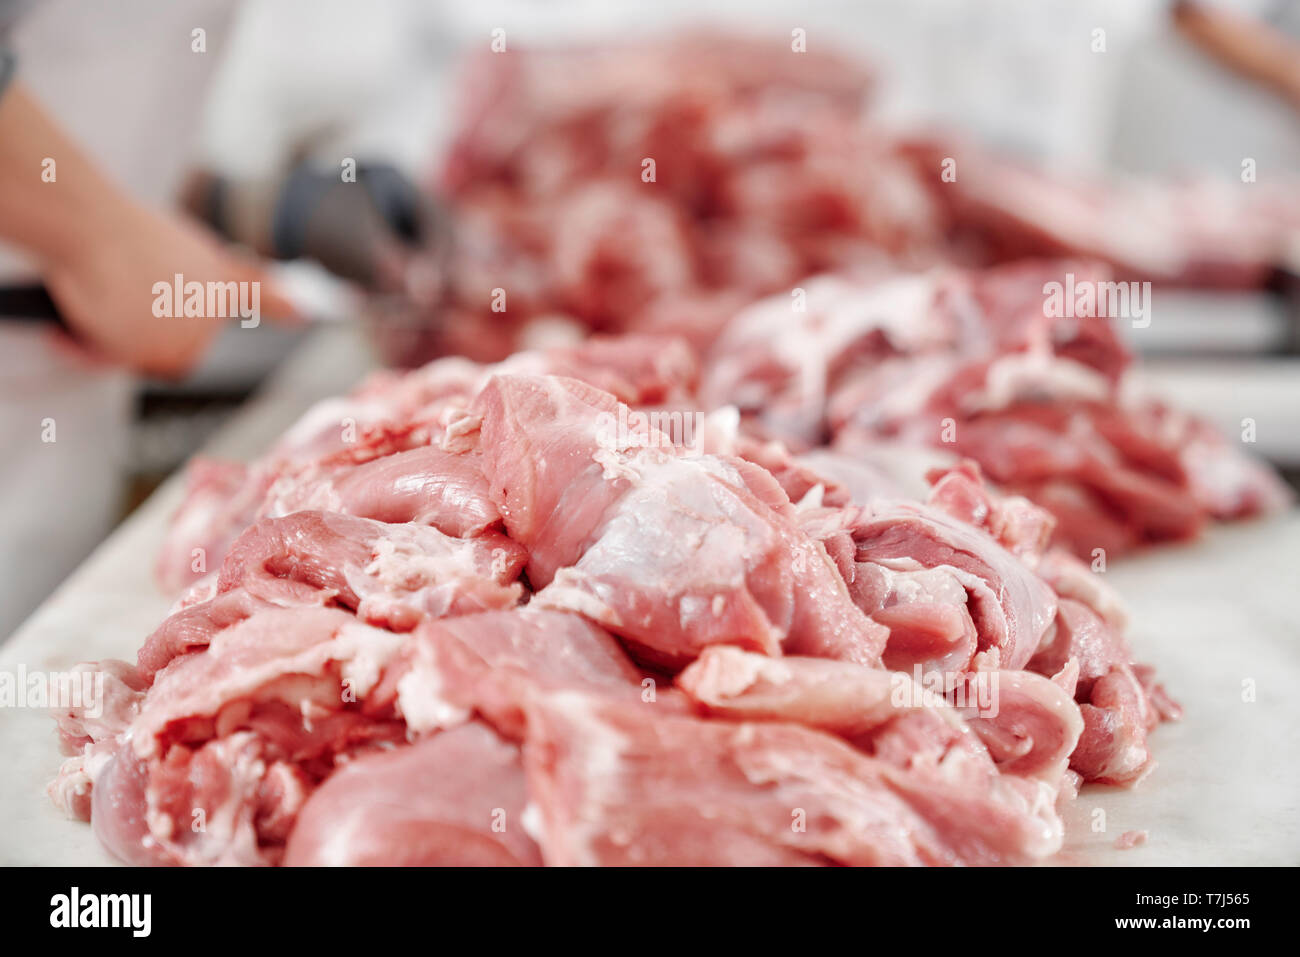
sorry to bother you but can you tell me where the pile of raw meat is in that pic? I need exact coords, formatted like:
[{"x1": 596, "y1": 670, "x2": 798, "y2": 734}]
[
  {"x1": 47, "y1": 35, "x2": 1290, "y2": 866},
  {"x1": 53, "y1": 270, "x2": 1278, "y2": 864},
  {"x1": 417, "y1": 33, "x2": 1300, "y2": 364},
  {"x1": 701, "y1": 260, "x2": 1289, "y2": 556}
]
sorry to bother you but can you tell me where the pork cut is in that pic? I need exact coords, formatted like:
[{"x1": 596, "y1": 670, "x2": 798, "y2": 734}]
[
  {"x1": 521, "y1": 689, "x2": 1065, "y2": 866},
  {"x1": 456, "y1": 373, "x2": 889, "y2": 668},
  {"x1": 57, "y1": 20, "x2": 1300, "y2": 855},
  {"x1": 54, "y1": 349, "x2": 1194, "y2": 865},
  {"x1": 283, "y1": 724, "x2": 542, "y2": 867}
]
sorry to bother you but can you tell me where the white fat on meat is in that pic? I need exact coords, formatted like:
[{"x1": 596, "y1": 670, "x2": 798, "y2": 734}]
[{"x1": 131, "y1": 609, "x2": 407, "y2": 761}]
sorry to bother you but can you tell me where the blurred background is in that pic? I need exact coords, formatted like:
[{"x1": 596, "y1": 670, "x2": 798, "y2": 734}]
[{"x1": 1, "y1": 0, "x2": 1298, "y2": 638}]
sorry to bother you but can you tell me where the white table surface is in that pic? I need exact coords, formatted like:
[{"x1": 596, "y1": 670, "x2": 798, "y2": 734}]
[{"x1": 1, "y1": 324, "x2": 1296, "y2": 866}]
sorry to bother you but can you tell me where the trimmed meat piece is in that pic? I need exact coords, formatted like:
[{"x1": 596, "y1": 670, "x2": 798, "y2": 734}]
[
  {"x1": 522, "y1": 690, "x2": 1065, "y2": 866},
  {"x1": 1029, "y1": 597, "x2": 1165, "y2": 785},
  {"x1": 460, "y1": 373, "x2": 888, "y2": 668},
  {"x1": 677, "y1": 646, "x2": 970, "y2": 756},
  {"x1": 799, "y1": 496, "x2": 1057, "y2": 674},
  {"x1": 678, "y1": 647, "x2": 1081, "y2": 787},
  {"x1": 284, "y1": 724, "x2": 542, "y2": 866},
  {"x1": 385, "y1": 607, "x2": 649, "y2": 740},
  {"x1": 82, "y1": 608, "x2": 413, "y2": 865},
  {"x1": 263, "y1": 445, "x2": 502, "y2": 537},
  {"x1": 138, "y1": 512, "x2": 526, "y2": 680}
]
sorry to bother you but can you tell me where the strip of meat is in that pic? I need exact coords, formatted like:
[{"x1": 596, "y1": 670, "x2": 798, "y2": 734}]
[
  {"x1": 384, "y1": 607, "x2": 650, "y2": 740},
  {"x1": 138, "y1": 511, "x2": 527, "y2": 680},
  {"x1": 1029, "y1": 597, "x2": 1162, "y2": 785},
  {"x1": 459, "y1": 373, "x2": 888, "y2": 668},
  {"x1": 676, "y1": 646, "x2": 970, "y2": 755},
  {"x1": 799, "y1": 496, "x2": 1057, "y2": 675},
  {"x1": 678, "y1": 647, "x2": 1082, "y2": 788},
  {"x1": 955, "y1": 669, "x2": 1084, "y2": 785},
  {"x1": 283, "y1": 724, "x2": 542, "y2": 866},
  {"x1": 522, "y1": 690, "x2": 1064, "y2": 866},
  {"x1": 80, "y1": 607, "x2": 413, "y2": 865},
  {"x1": 263, "y1": 445, "x2": 502, "y2": 537}
]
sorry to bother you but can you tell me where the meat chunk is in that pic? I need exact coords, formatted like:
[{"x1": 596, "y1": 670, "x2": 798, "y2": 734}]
[
  {"x1": 461, "y1": 374, "x2": 888, "y2": 668},
  {"x1": 678, "y1": 647, "x2": 1082, "y2": 787},
  {"x1": 677, "y1": 646, "x2": 971, "y2": 757},
  {"x1": 1029, "y1": 598, "x2": 1162, "y2": 785},
  {"x1": 284, "y1": 724, "x2": 542, "y2": 866},
  {"x1": 522, "y1": 691, "x2": 1064, "y2": 866},
  {"x1": 138, "y1": 511, "x2": 526, "y2": 680},
  {"x1": 387, "y1": 607, "x2": 649, "y2": 740},
  {"x1": 263, "y1": 445, "x2": 503, "y2": 537},
  {"x1": 82, "y1": 608, "x2": 413, "y2": 865},
  {"x1": 799, "y1": 497, "x2": 1057, "y2": 675}
]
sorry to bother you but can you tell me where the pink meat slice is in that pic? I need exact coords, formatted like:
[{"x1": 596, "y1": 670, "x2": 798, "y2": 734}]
[
  {"x1": 522, "y1": 690, "x2": 1064, "y2": 866},
  {"x1": 535, "y1": 450, "x2": 886, "y2": 668},
  {"x1": 138, "y1": 511, "x2": 526, "y2": 680},
  {"x1": 137, "y1": 589, "x2": 274, "y2": 683},
  {"x1": 263, "y1": 445, "x2": 502, "y2": 537},
  {"x1": 130, "y1": 608, "x2": 408, "y2": 758},
  {"x1": 1029, "y1": 597, "x2": 1166, "y2": 785},
  {"x1": 1034, "y1": 547, "x2": 1128, "y2": 631},
  {"x1": 924, "y1": 461, "x2": 1056, "y2": 561},
  {"x1": 955, "y1": 669, "x2": 1084, "y2": 785},
  {"x1": 463, "y1": 374, "x2": 887, "y2": 669},
  {"x1": 383, "y1": 607, "x2": 649, "y2": 740},
  {"x1": 676, "y1": 646, "x2": 971, "y2": 755},
  {"x1": 678, "y1": 646, "x2": 1081, "y2": 787},
  {"x1": 284, "y1": 724, "x2": 542, "y2": 866},
  {"x1": 447, "y1": 374, "x2": 647, "y2": 582},
  {"x1": 800, "y1": 496, "x2": 1057, "y2": 675},
  {"x1": 218, "y1": 512, "x2": 527, "y2": 624},
  {"x1": 84, "y1": 608, "x2": 413, "y2": 865}
]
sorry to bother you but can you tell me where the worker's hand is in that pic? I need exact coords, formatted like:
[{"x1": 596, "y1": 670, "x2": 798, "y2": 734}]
[{"x1": 41, "y1": 197, "x2": 299, "y2": 379}]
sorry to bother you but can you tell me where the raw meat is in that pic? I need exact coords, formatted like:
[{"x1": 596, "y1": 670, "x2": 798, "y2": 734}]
[
  {"x1": 427, "y1": 36, "x2": 1300, "y2": 370},
  {"x1": 55, "y1": 354, "x2": 1190, "y2": 866},
  {"x1": 283, "y1": 724, "x2": 542, "y2": 866},
  {"x1": 155, "y1": 334, "x2": 698, "y2": 592},
  {"x1": 704, "y1": 261, "x2": 1289, "y2": 557},
  {"x1": 139, "y1": 510, "x2": 527, "y2": 679},
  {"x1": 521, "y1": 690, "x2": 1065, "y2": 866},
  {"x1": 458, "y1": 373, "x2": 889, "y2": 668},
  {"x1": 57, "y1": 607, "x2": 411, "y2": 865},
  {"x1": 384, "y1": 607, "x2": 650, "y2": 740},
  {"x1": 58, "y1": 33, "x2": 1300, "y2": 865}
]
